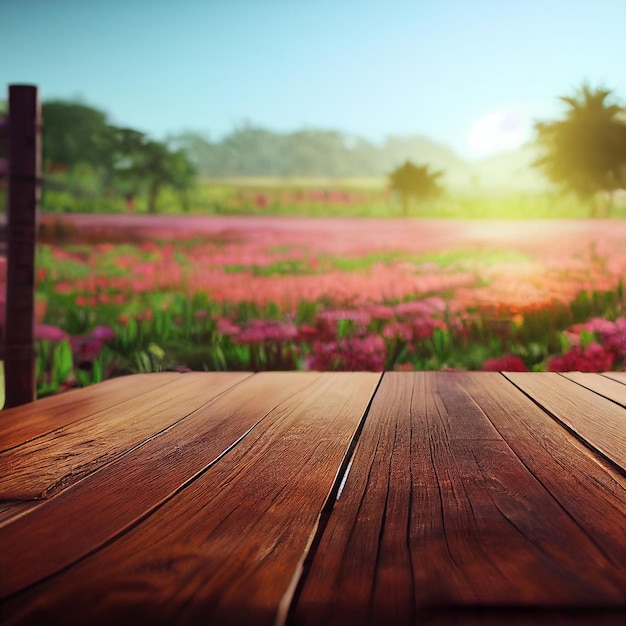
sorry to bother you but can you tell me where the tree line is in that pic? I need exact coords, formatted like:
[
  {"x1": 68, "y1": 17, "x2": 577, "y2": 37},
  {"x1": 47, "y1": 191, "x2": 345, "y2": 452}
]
[
  {"x1": 170, "y1": 126, "x2": 466, "y2": 179},
  {"x1": 12, "y1": 101, "x2": 195, "y2": 213},
  {"x1": 2, "y1": 82, "x2": 625, "y2": 216}
]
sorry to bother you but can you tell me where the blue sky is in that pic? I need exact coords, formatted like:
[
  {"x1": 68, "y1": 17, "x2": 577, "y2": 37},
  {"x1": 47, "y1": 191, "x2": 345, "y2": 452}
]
[{"x1": 3, "y1": 0, "x2": 626, "y2": 159}]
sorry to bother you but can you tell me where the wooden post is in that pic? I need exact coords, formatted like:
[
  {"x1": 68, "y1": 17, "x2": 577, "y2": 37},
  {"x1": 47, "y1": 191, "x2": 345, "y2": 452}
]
[{"x1": 4, "y1": 85, "x2": 40, "y2": 408}]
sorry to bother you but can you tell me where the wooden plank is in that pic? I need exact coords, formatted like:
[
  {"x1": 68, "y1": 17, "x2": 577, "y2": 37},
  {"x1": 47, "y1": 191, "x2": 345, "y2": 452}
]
[
  {"x1": 0, "y1": 372, "x2": 380, "y2": 625},
  {"x1": 0, "y1": 501, "x2": 39, "y2": 527},
  {"x1": 561, "y1": 372, "x2": 626, "y2": 407},
  {"x1": 461, "y1": 372, "x2": 626, "y2": 567},
  {"x1": 422, "y1": 606, "x2": 626, "y2": 625},
  {"x1": 603, "y1": 372, "x2": 626, "y2": 385},
  {"x1": 505, "y1": 372, "x2": 626, "y2": 471},
  {"x1": 0, "y1": 372, "x2": 249, "y2": 528},
  {"x1": 291, "y1": 372, "x2": 626, "y2": 626},
  {"x1": 0, "y1": 372, "x2": 250, "y2": 501},
  {"x1": 1, "y1": 372, "x2": 186, "y2": 451},
  {"x1": 0, "y1": 371, "x2": 312, "y2": 598}
]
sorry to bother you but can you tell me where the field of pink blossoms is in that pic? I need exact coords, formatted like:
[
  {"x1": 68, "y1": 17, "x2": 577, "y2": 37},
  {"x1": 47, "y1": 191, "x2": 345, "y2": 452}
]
[{"x1": 21, "y1": 215, "x2": 626, "y2": 394}]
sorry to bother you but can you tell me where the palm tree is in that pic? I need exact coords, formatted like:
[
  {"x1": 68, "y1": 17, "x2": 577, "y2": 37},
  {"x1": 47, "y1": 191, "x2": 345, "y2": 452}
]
[{"x1": 534, "y1": 83, "x2": 626, "y2": 216}]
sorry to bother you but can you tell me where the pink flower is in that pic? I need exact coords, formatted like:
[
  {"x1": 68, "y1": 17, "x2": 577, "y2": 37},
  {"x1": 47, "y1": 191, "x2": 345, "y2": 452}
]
[
  {"x1": 54, "y1": 281, "x2": 73, "y2": 295},
  {"x1": 367, "y1": 304, "x2": 395, "y2": 320},
  {"x1": 90, "y1": 326, "x2": 115, "y2": 341},
  {"x1": 317, "y1": 309, "x2": 371, "y2": 327},
  {"x1": 234, "y1": 320, "x2": 298, "y2": 344},
  {"x1": 307, "y1": 334, "x2": 386, "y2": 371},
  {"x1": 548, "y1": 342, "x2": 615, "y2": 372},
  {"x1": 35, "y1": 324, "x2": 70, "y2": 342},
  {"x1": 383, "y1": 321, "x2": 413, "y2": 341},
  {"x1": 481, "y1": 355, "x2": 528, "y2": 372},
  {"x1": 216, "y1": 317, "x2": 241, "y2": 336},
  {"x1": 394, "y1": 362, "x2": 414, "y2": 371}
]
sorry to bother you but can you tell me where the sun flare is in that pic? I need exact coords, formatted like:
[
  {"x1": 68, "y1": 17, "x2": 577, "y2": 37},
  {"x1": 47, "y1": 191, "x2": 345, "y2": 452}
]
[{"x1": 468, "y1": 108, "x2": 530, "y2": 159}]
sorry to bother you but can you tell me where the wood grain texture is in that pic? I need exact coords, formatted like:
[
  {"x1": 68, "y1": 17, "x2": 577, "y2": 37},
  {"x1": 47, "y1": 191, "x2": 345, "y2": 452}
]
[
  {"x1": 291, "y1": 372, "x2": 626, "y2": 626},
  {"x1": 603, "y1": 372, "x2": 626, "y2": 385},
  {"x1": 0, "y1": 372, "x2": 249, "y2": 501},
  {"x1": 0, "y1": 372, "x2": 380, "y2": 625},
  {"x1": 0, "y1": 501, "x2": 39, "y2": 526},
  {"x1": 505, "y1": 372, "x2": 626, "y2": 471},
  {"x1": 460, "y1": 372, "x2": 626, "y2": 568},
  {"x1": 561, "y1": 372, "x2": 626, "y2": 407},
  {"x1": 0, "y1": 373, "x2": 184, "y2": 451},
  {"x1": 0, "y1": 371, "x2": 268, "y2": 597}
]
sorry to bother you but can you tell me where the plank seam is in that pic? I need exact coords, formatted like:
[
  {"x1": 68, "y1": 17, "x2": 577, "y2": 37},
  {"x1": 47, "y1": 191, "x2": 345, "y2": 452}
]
[
  {"x1": 502, "y1": 373, "x2": 626, "y2": 480},
  {"x1": 600, "y1": 373, "x2": 626, "y2": 386},
  {"x1": 559, "y1": 372, "x2": 626, "y2": 408},
  {"x1": 0, "y1": 375, "x2": 190, "y2": 454},
  {"x1": 2, "y1": 408, "x2": 270, "y2": 602},
  {"x1": 275, "y1": 371, "x2": 385, "y2": 626},
  {"x1": 0, "y1": 374, "x2": 265, "y2": 601},
  {"x1": 481, "y1": 374, "x2": 623, "y2": 566}
]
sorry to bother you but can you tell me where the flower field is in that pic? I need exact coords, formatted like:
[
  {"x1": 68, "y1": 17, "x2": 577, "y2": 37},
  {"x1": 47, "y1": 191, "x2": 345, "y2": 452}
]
[{"x1": 12, "y1": 214, "x2": 626, "y2": 396}]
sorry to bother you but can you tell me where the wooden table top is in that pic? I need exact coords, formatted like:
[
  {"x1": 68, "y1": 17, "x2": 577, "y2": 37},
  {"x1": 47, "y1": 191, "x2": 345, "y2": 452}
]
[{"x1": 1, "y1": 371, "x2": 625, "y2": 625}]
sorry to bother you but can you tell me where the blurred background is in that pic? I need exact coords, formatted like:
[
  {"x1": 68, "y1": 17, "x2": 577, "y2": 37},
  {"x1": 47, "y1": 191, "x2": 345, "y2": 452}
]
[{"x1": 1, "y1": 0, "x2": 626, "y2": 397}]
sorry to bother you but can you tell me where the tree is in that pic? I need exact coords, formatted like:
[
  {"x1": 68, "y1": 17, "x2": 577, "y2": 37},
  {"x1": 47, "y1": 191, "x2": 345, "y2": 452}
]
[
  {"x1": 388, "y1": 161, "x2": 443, "y2": 216},
  {"x1": 114, "y1": 135, "x2": 196, "y2": 213},
  {"x1": 533, "y1": 83, "x2": 626, "y2": 216},
  {"x1": 40, "y1": 99, "x2": 196, "y2": 213},
  {"x1": 41, "y1": 100, "x2": 112, "y2": 172}
]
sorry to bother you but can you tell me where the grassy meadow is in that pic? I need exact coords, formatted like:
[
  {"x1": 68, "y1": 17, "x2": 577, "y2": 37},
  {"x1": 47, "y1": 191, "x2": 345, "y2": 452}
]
[
  {"x1": 11, "y1": 175, "x2": 623, "y2": 399},
  {"x1": 2, "y1": 175, "x2": 626, "y2": 398},
  {"x1": 12, "y1": 173, "x2": 626, "y2": 219}
]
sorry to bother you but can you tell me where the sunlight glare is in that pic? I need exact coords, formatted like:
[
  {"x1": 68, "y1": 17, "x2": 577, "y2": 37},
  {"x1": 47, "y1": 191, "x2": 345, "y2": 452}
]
[{"x1": 468, "y1": 108, "x2": 530, "y2": 158}]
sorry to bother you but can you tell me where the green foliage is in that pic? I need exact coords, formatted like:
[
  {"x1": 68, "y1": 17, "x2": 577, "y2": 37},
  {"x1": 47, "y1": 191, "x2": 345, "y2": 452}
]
[
  {"x1": 36, "y1": 340, "x2": 74, "y2": 396},
  {"x1": 40, "y1": 99, "x2": 196, "y2": 214},
  {"x1": 534, "y1": 83, "x2": 626, "y2": 215},
  {"x1": 42, "y1": 100, "x2": 111, "y2": 170},
  {"x1": 388, "y1": 161, "x2": 443, "y2": 216}
]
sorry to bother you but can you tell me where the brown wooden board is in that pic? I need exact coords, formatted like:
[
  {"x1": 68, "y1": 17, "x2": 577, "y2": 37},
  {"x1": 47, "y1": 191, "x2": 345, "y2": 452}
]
[
  {"x1": 603, "y1": 372, "x2": 626, "y2": 385},
  {"x1": 0, "y1": 372, "x2": 250, "y2": 501},
  {"x1": 505, "y1": 372, "x2": 626, "y2": 471},
  {"x1": 460, "y1": 373, "x2": 626, "y2": 570},
  {"x1": 561, "y1": 372, "x2": 626, "y2": 407},
  {"x1": 421, "y1": 607, "x2": 626, "y2": 625},
  {"x1": 0, "y1": 373, "x2": 185, "y2": 451},
  {"x1": 0, "y1": 372, "x2": 380, "y2": 625},
  {"x1": 0, "y1": 371, "x2": 266, "y2": 597},
  {"x1": 291, "y1": 372, "x2": 626, "y2": 626},
  {"x1": 0, "y1": 501, "x2": 39, "y2": 527}
]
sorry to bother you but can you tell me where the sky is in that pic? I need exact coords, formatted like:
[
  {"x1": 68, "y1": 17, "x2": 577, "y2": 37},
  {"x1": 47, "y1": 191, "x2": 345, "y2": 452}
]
[{"x1": 2, "y1": 0, "x2": 626, "y2": 160}]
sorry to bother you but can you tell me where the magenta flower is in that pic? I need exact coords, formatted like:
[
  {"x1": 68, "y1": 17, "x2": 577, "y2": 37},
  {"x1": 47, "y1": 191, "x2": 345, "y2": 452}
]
[
  {"x1": 35, "y1": 324, "x2": 70, "y2": 342},
  {"x1": 481, "y1": 355, "x2": 528, "y2": 372},
  {"x1": 307, "y1": 334, "x2": 386, "y2": 371},
  {"x1": 90, "y1": 325, "x2": 115, "y2": 341},
  {"x1": 216, "y1": 317, "x2": 241, "y2": 337},
  {"x1": 548, "y1": 342, "x2": 615, "y2": 372},
  {"x1": 234, "y1": 320, "x2": 297, "y2": 344}
]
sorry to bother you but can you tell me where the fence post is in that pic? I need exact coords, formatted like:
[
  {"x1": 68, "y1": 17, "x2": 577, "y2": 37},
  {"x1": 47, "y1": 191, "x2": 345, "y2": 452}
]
[{"x1": 4, "y1": 85, "x2": 40, "y2": 408}]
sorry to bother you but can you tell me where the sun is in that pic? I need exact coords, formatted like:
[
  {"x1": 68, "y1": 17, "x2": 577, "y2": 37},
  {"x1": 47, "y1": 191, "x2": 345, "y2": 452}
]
[{"x1": 467, "y1": 107, "x2": 530, "y2": 159}]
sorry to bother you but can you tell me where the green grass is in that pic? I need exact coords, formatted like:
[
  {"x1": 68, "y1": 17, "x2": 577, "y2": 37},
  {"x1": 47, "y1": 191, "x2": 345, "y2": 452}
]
[
  {"x1": 223, "y1": 248, "x2": 534, "y2": 277},
  {"x1": 32, "y1": 172, "x2": 626, "y2": 219}
]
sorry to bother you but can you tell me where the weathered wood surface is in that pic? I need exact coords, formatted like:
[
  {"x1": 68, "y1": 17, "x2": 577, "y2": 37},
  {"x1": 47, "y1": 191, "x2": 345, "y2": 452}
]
[
  {"x1": 0, "y1": 372, "x2": 380, "y2": 624},
  {"x1": 291, "y1": 372, "x2": 626, "y2": 626},
  {"x1": 0, "y1": 372, "x2": 186, "y2": 451},
  {"x1": 561, "y1": 372, "x2": 626, "y2": 407},
  {"x1": 505, "y1": 372, "x2": 626, "y2": 469},
  {"x1": 603, "y1": 371, "x2": 626, "y2": 384},
  {"x1": 0, "y1": 371, "x2": 624, "y2": 626},
  {"x1": 0, "y1": 372, "x2": 250, "y2": 501}
]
